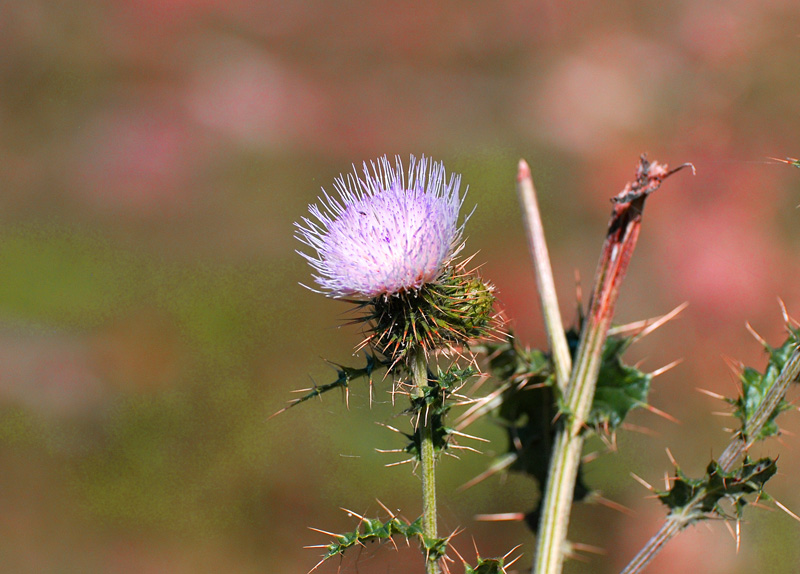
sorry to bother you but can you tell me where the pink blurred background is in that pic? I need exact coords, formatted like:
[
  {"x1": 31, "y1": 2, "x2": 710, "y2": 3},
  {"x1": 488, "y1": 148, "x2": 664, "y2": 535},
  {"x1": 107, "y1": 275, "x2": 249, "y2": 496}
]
[{"x1": 2, "y1": 1, "x2": 800, "y2": 572}]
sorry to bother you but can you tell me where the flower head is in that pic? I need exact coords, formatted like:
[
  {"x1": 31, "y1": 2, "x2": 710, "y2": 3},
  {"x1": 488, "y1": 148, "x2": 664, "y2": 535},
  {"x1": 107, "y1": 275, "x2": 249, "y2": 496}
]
[{"x1": 296, "y1": 155, "x2": 467, "y2": 299}]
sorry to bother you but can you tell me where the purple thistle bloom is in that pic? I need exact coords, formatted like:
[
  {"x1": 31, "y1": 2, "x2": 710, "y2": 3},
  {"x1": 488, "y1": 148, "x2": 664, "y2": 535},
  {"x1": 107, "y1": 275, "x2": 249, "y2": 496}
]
[{"x1": 296, "y1": 155, "x2": 468, "y2": 299}]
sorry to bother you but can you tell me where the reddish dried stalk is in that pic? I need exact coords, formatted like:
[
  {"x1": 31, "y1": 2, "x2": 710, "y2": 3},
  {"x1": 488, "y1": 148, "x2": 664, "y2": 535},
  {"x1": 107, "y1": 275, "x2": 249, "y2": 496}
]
[{"x1": 533, "y1": 156, "x2": 690, "y2": 574}]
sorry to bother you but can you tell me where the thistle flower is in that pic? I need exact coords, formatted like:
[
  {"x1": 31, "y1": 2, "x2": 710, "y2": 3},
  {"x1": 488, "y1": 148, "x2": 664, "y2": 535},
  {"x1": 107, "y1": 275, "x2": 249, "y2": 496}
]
[
  {"x1": 295, "y1": 155, "x2": 466, "y2": 299},
  {"x1": 296, "y1": 155, "x2": 495, "y2": 363}
]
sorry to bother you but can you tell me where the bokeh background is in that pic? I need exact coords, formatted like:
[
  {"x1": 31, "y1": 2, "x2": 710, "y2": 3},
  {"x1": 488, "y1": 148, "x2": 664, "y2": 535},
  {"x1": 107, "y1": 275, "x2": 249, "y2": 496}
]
[{"x1": 3, "y1": 1, "x2": 800, "y2": 572}]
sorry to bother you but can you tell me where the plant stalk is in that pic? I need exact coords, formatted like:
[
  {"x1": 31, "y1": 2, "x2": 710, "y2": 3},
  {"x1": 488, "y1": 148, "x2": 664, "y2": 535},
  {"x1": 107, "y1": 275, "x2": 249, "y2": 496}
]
[
  {"x1": 412, "y1": 349, "x2": 441, "y2": 574},
  {"x1": 533, "y1": 157, "x2": 681, "y2": 574},
  {"x1": 533, "y1": 217, "x2": 641, "y2": 574},
  {"x1": 517, "y1": 159, "x2": 572, "y2": 391}
]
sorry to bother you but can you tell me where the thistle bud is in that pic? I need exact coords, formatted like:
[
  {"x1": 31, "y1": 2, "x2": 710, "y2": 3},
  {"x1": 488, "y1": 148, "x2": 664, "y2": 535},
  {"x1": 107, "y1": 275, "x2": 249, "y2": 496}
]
[{"x1": 368, "y1": 266, "x2": 495, "y2": 363}]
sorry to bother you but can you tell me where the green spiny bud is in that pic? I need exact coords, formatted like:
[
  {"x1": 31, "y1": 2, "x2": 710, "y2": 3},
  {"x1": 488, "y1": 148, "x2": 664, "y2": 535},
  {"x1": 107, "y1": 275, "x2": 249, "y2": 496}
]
[{"x1": 362, "y1": 265, "x2": 496, "y2": 365}]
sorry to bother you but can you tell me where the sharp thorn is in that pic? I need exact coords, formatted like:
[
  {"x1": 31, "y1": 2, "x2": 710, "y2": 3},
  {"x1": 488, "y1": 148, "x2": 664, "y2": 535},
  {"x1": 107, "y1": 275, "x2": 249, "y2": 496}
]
[
  {"x1": 650, "y1": 358, "x2": 683, "y2": 378},
  {"x1": 589, "y1": 492, "x2": 635, "y2": 516},
  {"x1": 745, "y1": 321, "x2": 769, "y2": 349},
  {"x1": 665, "y1": 447, "x2": 678, "y2": 467},
  {"x1": 505, "y1": 552, "x2": 524, "y2": 568},
  {"x1": 697, "y1": 387, "x2": 728, "y2": 401},
  {"x1": 630, "y1": 472, "x2": 653, "y2": 491},
  {"x1": 645, "y1": 403, "x2": 680, "y2": 424},
  {"x1": 774, "y1": 499, "x2": 800, "y2": 522},
  {"x1": 308, "y1": 526, "x2": 340, "y2": 538},
  {"x1": 570, "y1": 541, "x2": 608, "y2": 556}
]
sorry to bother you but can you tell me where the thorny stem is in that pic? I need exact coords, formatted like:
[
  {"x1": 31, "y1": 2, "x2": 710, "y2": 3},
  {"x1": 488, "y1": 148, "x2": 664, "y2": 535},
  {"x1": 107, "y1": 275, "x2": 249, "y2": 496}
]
[
  {"x1": 533, "y1": 157, "x2": 683, "y2": 574},
  {"x1": 718, "y1": 344, "x2": 800, "y2": 469},
  {"x1": 412, "y1": 349, "x2": 441, "y2": 574},
  {"x1": 517, "y1": 159, "x2": 572, "y2": 391},
  {"x1": 620, "y1": 345, "x2": 800, "y2": 574},
  {"x1": 618, "y1": 515, "x2": 685, "y2": 574}
]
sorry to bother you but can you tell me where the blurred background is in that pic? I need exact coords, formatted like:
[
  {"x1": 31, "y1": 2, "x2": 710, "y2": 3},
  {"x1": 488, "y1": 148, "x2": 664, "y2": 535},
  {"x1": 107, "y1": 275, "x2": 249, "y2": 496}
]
[{"x1": 2, "y1": 1, "x2": 800, "y2": 572}]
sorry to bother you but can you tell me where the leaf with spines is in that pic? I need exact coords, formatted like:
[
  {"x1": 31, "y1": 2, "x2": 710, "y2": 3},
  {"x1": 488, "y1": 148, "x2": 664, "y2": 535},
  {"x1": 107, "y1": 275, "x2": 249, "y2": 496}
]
[
  {"x1": 310, "y1": 514, "x2": 448, "y2": 568},
  {"x1": 422, "y1": 533, "x2": 449, "y2": 562},
  {"x1": 403, "y1": 366, "x2": 478, "y2": 456},
  {"x1": 313, "y1": 516, "x2": 422, "y2": 558},
  {"x1": 407, "y1": 366, "x2": 477, "y2": 417},
  {"x1": 657, "y1": 457, "x2": 777, "y2": 520},
  {"x1": 728, "y1": 328, "x2": 800, "y2": 441},
  {"x1": 589, "y1": 334, "x2": 653, "y2": 430},
  {"x1": 464, "y1": 557, "x2": 510, "y2": 574},
  {"x1": 401, "y1": 415, "x2": 450, "y2": 457},
  {"x1": 272, "y1": 353, "x2": 386, "y2": 416}
]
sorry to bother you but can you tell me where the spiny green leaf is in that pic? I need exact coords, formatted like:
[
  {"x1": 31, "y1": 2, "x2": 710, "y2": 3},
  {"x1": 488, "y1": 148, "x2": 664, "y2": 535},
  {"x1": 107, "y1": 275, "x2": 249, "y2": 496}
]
[
  {"x1": 401, "y1": 365, "x2": 477, "y2": 456},
  {"x1": 316, "y1": 515, "x2": 431, "y2": 561},
  {"x1": 589, "y1": 335, "x2": 653, "y2": 430},
  {"x1": 407, "y1": 365, "x2": 477, "y2": 417},
  {"x1": 422, "y1": 534, "x2": 449, "y2": 561},
  {"x1": 464, "y1": 557, "x2": 509, "y2": 574},
  {"x1": 657, "y1": 457, "x2": 777, "y2": 520},
  {"x1": 436, "y1": 365, "x2": 477, "y2": 391},
  {"x1": 277, "y1": 353, "x2": 385, "y2": 413},
  {"x1": 403, "y1": 414, "x2": 450, "y2": 457},
  {"x1": 728, "y1": 330, "x2": 800, "y2": 441}
]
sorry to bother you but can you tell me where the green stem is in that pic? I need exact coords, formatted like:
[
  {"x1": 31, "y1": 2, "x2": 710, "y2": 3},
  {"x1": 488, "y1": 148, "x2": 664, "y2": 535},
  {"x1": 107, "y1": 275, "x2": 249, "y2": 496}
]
[
  {"x1": 533, "y1": 286, "x2": 620, "y2": 574},
  {"x1": 517, "y1": 159, "x2": 572, "y2": 391},
  {"x1": 412, "y1": 350, "x2": 441, "y2": 574},
  {"x1": 619, "y1": 515, "x2": 684, "y2": 574}
]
